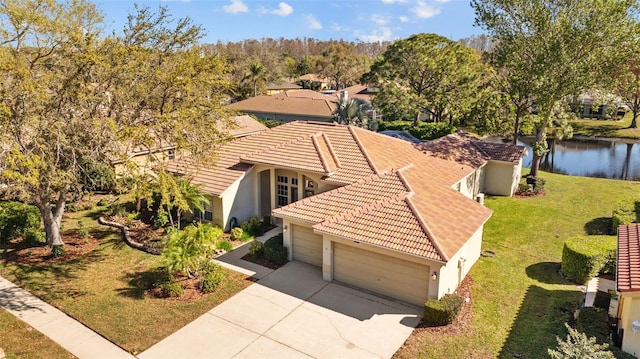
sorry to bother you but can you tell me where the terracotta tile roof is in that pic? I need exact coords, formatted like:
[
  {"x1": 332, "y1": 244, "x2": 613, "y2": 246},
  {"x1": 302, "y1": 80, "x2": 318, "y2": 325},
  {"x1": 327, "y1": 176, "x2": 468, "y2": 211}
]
[
  {"x1": 334, "y1": 84, "x2": 377, "y2": 103},
  {"x1": 474, "y1": 141, "x2": 526, "y2": 164},
  {"x1": 241, "y1": 133, "x2": 340, "y2": 175},
  {"x1": 266, "y1": 83, "x2": 302, "y2": 91},
  {"x1": 419, "y1": 132, "x2": 525, "y2": 167},
  {"x1": 298, "y1": 73, "x2": 331, "y2": 82},
  {"x1": 617, "y1": 224, "x2": 640, "y2": 292},
  {"x1": 228, "y1": 91, "x2": 336, "y2": 119},
  {"x1": 223, "y1": 115, "x2": 268, "y2": 138}
]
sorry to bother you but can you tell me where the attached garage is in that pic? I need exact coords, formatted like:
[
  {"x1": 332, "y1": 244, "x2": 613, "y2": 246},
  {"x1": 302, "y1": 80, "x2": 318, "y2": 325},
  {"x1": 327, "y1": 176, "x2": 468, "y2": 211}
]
[
  {"x1": 291, "y1": 224, "x2": 323, "y2": 267},
  {"x1": 333, "y1": 242, "x2": 430, "y2": 306}
]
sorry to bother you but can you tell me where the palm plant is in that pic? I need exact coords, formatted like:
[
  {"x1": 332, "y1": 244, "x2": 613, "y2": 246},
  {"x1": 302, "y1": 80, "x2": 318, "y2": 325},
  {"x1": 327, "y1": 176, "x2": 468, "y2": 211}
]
[
  {"x1": 334, "y1": 97, "x2": 373, "y2": 129},
  {"x1": 246, "y1": 62, "x2": 266, "y2": 97}
]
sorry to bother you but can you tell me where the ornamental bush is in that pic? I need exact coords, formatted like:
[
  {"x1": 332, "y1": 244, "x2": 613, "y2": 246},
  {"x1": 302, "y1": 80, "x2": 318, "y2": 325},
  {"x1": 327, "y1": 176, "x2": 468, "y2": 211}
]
[
  {"x1": 0, "y1": 201, "x2": 43, "y2": 243},
  {"x1": 229, "y1": 227, "x2": 244, "y2": 241},
  {"x1": 240, "y1": 216, "x2": 264, "y2": 236},
  {"x1": 423, "y1": 294, "x2": 464, "y2": 326},
  {"x1": 611, "y1": 199, "x2": 638, "y2": 234},
  {"x1": 159, "y1": 281, "x2": 184, "y2": 297},
  {"x1": 377, "y1": 121, "x2": 456, "y2": 140},
  {"x1": 200, "y1": 263, "x2": 227, "y2": 293},
  {"x1": 161, "y1": 223, "x2": 222, "y2": 277},
  {"x1": 248, "y1": 240, "x2": 264, "y2": 260},
  {"x1": 561, "y1": 236, "x2": 617, "y2": 284}
]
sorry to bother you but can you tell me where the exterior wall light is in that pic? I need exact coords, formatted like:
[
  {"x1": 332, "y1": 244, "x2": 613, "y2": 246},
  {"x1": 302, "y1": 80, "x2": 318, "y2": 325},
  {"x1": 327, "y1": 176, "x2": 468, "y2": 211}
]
[
  {"x1": 633, "y1": 320, "x2": 640, "y2": 333},
  {"x1": 431, "y1": 272, "x2": 437, "y2": 280}
]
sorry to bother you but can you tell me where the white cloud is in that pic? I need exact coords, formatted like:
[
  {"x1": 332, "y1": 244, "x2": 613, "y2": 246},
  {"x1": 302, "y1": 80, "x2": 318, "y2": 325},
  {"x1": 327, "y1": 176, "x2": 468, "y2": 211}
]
[
  {"x1": 371, "y1": 14, "x2": 390, "y2": 26},
  {"x1": 411, "y1": 1, "x2": 440, "y2": 19},
  {"x1": 356, "y1": 27, "x2": 393, "y2": 42},
  {"x1": 223, "y1": 0, "x2": 248, "y2": 14},
  {"x1": 382, "y1": 0, "x2": 407, "y2": 4},
  {"x1": 399, "y1": 15, "x2": 409, "y2": 22},
  {"x1": 270, "y1": 2, "x2": 293, "y2": 16},
  {"x1": 331, "y1": 23, "x2": 344, "y2": 32},
  {"x1": 306, "y1": 14, "x2": 322, "y2": 30}
]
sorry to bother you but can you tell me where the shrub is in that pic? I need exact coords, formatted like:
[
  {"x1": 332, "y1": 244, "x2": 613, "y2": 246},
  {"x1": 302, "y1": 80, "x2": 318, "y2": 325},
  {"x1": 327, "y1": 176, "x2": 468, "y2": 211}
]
[
  {"x1": 51, "y1": 245, "x2": 65, "y2": 258},
  {"x1": 200, "y1": 263, "x2": 227, "y2": 293},
  {"x1": 248, "y1": 240, "x2": 264, "y2": 260},
  {"x1": 230, "y1": 227, "x2": 244, "y2": 241},
  {"x1": 23, "y1": 228, "x2": 46, "y2": 244},
  {"x1": 264, "y1": 245, "x2": 288, "y2": 265},
  {"x1": 423, "y1": 294, "x2": 464, "y2": 326},
  {"x1": 0, "y1": 201, "x2": 42, "y2": 243},
  {"x1": 561, "y1": 236, "x2": 617, "y2": 284},
  {"x1": 159, "y1": 281, "x2": 184, "y2": 298},
  {"x1": 548, "y1": 323, "x2": 614, "y2": 359},
  {"x1": 377, "y1": 121, "x2": 456, "y2": 140},
  {"x1": 216, "y1": 240, "x2": 233, "y2": 252},
  {"x1": 241, "y1": 216, "x2": 264, "y2": 236},
  {"x1": 161, "y1": 224, "x2": 222, "y2": 277},
  {"x1": 612, "y1": 199, "x2": 638, "y2": 234},
  {"x1": 264, "y1": 233, "x2": 283, "y2": 248}
]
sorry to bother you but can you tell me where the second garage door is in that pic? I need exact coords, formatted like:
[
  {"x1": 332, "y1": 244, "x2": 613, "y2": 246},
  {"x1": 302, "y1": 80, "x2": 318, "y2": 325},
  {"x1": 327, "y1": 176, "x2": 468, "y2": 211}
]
[
  {"x1": 291, "y1": 224, "x2": 323, "y2": 267},
  {"x1": 333, "y1": 242, "x2": 430, "y2": 306}
]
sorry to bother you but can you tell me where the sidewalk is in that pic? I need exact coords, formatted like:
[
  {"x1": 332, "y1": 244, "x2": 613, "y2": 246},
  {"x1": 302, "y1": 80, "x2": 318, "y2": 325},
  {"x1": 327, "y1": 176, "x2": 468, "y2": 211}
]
[
  {"x1": 583, "y1": 276, "x2": 616, "y2": 307},
  {"x1": 0, "y1": 276, "x2": 135, "y2": 359}
]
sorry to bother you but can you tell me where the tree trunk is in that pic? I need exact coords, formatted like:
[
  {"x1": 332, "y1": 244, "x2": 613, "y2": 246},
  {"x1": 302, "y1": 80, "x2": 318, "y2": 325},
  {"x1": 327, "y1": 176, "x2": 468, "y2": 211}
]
[
  {"x1": 512, "y1": 111, "x2": 522, "y2": 145},
  {"x1": 529, "y1": 102, "x2": 555, "y2": 178},
  {"x1": 135, "y1": 197, "x2": 142, "y2": 213},
  {"x1": 629, "y1": 111, "x2": 638, "y2": 129},
  {"x1": 413, "y1": 112, "x2": 420, "y2": 127},
  {"x1": 38, "y1": 188, "x2": 68, "y2": 248}
]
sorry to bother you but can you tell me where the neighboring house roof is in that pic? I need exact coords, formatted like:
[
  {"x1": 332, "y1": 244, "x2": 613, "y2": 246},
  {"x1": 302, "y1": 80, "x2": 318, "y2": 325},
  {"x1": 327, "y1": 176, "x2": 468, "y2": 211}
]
[
  {"x1": 221, "y1": 115, "x2": 268, "y2": 138},
  {"x1": 266, "y1": 83, "x2": 302, "y2": 91},
  {"x1": 334, "y1": 84, "x2": 377, "y2": 103},
  {"x1": 617, "y1": 224, "x2": 640, "y2": 292},
  {"x1": 299, "y1": 74, "x2": 330, "y2": 83},
  {"x1": 419, "y1": 132, "x2": 525, "y2": 167},
  {"x1": 228, "y1": 91, "x2": 336, "y2": 119},
  {"x1": 379, "y1": 130, "x2": 422, "y2": 144}
]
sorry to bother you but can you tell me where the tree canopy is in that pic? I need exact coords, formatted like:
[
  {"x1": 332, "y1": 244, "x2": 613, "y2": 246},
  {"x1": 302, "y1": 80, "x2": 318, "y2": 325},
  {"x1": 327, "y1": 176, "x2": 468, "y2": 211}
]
[
  {"x1": 473, "y1": 0, "x2": 639, "y2": 177},
  {"x1": 0, "y1": 0, "x2": 232, "y2": 251},
  {"x1": 364, "y1": 33, "x2": 484, "y2": 125}
]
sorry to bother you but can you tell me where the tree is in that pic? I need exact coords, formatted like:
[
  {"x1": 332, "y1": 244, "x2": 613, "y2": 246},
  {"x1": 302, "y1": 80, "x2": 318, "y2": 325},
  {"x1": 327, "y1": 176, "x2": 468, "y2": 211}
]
[
  {"x1": 245, "y1": 61, "x2": 266, "y2": 97},
  {"x1": 162, "y1": 223, "x2": 222, "y2": 278},
  {"x1": 0, "y1": 2, "x2": 232, "y2": 254},
  {"x1": 472, "y1": 0, "x2": 639, "y2": 178},
  {"x1": 548, "y1": 324, "x2": 614, "y2": 359},
  {"x1": 333, "y1": 97, "x2": 373, "y2": 129},
  {"x1": 615, "y1": 57, "x2": 640, "y2": 129},
  {"x1": 364, "y1": 33, "x2": 484, "y2": 125},
  {"x1": 317, "y1": 42, "x2": 368, "y2": 90}
]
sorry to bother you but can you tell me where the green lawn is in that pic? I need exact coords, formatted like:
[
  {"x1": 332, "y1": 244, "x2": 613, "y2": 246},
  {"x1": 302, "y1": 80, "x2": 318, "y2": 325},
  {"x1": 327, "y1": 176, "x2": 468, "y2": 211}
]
[
  {"x1": 570, "y1": 112, "x2": 640, "y2": 139},
  {"x1": 0, "y1": 308, "x2": 74, "y2": 359},
  {"x1": 395, "y1": 171, "x2": 640, "y2": 358},
  {"x1": 0, "y1": 207, "x2": 252, "y2": 355}
]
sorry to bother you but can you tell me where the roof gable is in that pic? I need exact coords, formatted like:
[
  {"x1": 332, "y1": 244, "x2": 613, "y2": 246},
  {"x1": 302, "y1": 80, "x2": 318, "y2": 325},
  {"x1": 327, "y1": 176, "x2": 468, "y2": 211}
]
[{"x1": 228, "y1": 92, "x2": 336, "y2": 118}]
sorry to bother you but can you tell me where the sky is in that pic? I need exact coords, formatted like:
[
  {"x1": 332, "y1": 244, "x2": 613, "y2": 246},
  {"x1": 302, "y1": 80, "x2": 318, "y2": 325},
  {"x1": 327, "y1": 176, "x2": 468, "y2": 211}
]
[{"x1": 93, "y1": 0, "x2": 484, "y2": 43}]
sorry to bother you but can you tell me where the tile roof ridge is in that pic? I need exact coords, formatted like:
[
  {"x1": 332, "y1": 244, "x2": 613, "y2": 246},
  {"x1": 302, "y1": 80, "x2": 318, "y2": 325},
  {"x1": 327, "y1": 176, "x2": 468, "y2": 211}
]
[
  {"x1": 311, "y1": 133, "x2": 339, "y2": 173},
  {"x1": 322, "y1": 132, "x2": 342, "y2": 168},
  {"x1": 395, "y1": 164, "x2": 415, "y2": 194},
  {"x1": 348, "y1": 126, "x2": 380, "y2": 174},
  {"x1": 242, "y1": 132, "x2": 315, "y2": 159},
  {"x1": 320, "y1": 191, "x2": 409, "y2": 226},
  {"x1": 404, "y1": 195, "x2": 448, "y2": 261}
]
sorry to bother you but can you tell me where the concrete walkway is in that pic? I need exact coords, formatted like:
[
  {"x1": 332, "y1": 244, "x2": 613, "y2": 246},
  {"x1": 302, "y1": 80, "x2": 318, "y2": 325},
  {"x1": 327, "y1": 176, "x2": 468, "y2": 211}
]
[
  {"x1": 213, "y1": 226, "x2": 282, "y2": 280},
  {"x1": 0, "y1": 276, "x2": 135, "y2": 359},
  {"x1": 583, "y1": 276, "x2": 616, "y2": 307}
]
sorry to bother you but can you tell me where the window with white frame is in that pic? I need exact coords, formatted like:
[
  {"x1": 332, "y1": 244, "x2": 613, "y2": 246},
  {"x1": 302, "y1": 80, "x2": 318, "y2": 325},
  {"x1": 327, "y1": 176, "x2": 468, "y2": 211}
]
[
  {"x1": 277, "y1": 184, "x2": 288, "y2": 206},
  {"x1": 193, "y1": 201, "x2": 212, "y2": 222}
]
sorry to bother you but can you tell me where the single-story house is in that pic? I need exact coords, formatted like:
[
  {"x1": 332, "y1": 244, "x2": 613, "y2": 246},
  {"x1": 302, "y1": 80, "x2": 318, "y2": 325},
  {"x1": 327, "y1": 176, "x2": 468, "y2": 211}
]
[
  {"x1": 615, "y1": 224, "x2": 640, "y2": 357},
  {"x1": 333, "y1": 84, "x2": 378, "y2": 104},
  {"x1": 265, "y1": 82, "x2": 302, "y2": 95},
  {"x1": 419, "y1": 132, "x2": 526, "y2": 197},
  {"x1": 228, "y1": 90, "x2": 337, "y2": 123},
  {"x1": 166, "y1": 121, "x2": 527, "y2": 306},
  {"x1": 297, "y1": 73, "x2": 331, "y2": 91}
]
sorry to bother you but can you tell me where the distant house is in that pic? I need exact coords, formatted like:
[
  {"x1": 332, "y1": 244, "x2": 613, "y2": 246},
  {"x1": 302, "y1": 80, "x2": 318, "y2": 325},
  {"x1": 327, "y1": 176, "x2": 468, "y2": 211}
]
[
  {"x1": 419, "y1": 132, "x2": 526, "y2": 197},
  {"x1": 165, "y1": 121, "x2": 528, "y2": 306},
  {"x1": 265, "y1": 82, "x2": 302, "y2": 95},
  {"x1": 615, "y1": 224, "x2": 640, "y2": 357},
  {"x1": 298, "y1": 74, "x2": 331, "y2": 91},
  {"x1": 333, "y1": 84, "x2": 378, "y2": 104},
  {"x1": 227, "y1": 90, "x2": 337, "y2": 123}
]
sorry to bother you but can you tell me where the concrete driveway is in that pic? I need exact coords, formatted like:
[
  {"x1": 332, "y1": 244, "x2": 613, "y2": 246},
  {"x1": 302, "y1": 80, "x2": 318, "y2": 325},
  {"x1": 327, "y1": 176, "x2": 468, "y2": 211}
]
[{"x1": 138, "y1": 261, "x2": 422, "y2": 359}]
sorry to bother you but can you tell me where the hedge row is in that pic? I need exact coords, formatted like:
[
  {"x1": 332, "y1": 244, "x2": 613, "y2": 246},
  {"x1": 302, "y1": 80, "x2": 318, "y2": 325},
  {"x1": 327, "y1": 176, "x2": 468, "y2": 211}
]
[
  {"x1": 377, "y1": 121, "x2": 456, "y2": 141},
  {"x1": 423, "y1": 293, "x2": 464, "y2": 326},
  {"x1": 561, "y1": 235, "x2": 617, "y2": 284},
  {"x1": 612, "y1": 199, "x2": 639, "y2": 234}
]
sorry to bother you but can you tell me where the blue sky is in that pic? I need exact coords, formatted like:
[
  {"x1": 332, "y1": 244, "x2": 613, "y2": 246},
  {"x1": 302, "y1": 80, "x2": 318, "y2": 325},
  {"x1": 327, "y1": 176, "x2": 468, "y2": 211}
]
[{"x1": 93, "y1": 0, "x2": 483, "y2": 43}]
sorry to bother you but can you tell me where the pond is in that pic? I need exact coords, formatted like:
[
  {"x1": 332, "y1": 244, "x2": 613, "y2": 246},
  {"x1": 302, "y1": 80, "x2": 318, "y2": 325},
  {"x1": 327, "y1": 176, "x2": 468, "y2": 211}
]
[{"x1": 492, "y1": 137, "x2": 640, "y2": 180}]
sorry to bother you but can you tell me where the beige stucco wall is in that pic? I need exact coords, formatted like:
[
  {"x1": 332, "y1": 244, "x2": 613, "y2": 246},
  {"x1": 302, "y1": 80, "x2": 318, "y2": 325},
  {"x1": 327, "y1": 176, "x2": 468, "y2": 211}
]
[
  {"x1": 434, "y1": 226, "x2": 484, "y2": 299},
  {"x1": 221, "y1": 168, "x2": 257, "y2": 231},
  {"x1": 483, "y1": 159, "x2": 522, "y2": 197},
  {"x1": 620, "y1": 292, "x2": 640, "y2": 357},
  {"x1": 455, "y1": 168, "x2": 482, "y2": 200}
]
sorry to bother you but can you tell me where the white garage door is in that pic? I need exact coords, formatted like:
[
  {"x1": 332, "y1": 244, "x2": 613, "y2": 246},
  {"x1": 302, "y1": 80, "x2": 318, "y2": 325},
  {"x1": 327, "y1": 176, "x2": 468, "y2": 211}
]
[
  {"x1": 292, "y1": 224, "x2": 323, "y2": 267},
  {"x1": 333, "y1": 242, "x2": 430, "y2": 306}
]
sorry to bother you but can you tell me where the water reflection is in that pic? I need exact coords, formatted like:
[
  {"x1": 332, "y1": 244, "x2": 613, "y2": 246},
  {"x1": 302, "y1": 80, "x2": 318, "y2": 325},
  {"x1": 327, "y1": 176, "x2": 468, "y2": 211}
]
[{"x1": 492, "y1": 137, "x2": 640, "y2": 180}]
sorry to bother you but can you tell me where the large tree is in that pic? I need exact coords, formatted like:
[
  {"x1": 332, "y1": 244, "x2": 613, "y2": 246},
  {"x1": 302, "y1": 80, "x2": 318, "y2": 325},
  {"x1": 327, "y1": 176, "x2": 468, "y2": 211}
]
[
  {"x1": 615, "y1": 56, "x2": 640, "y2": 129},
  {"x1": 364, "y1": 33, "x2": 484, "y2": 125},
  {"x1": 473, "y1": 0, "x2": 639, "y2": 178},
  {"x1": 0, "y1": 1, "x2": 231, "y2": 253}
]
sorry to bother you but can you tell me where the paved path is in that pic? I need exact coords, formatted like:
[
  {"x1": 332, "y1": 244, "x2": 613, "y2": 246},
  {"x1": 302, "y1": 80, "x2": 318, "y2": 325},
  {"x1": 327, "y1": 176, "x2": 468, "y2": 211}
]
[
  {"x1": 583, "y1": 276, "x2": 616, "y2": 307},
  {"x1": 0, "y1": 276, "x2": 135, "y2": 359}
]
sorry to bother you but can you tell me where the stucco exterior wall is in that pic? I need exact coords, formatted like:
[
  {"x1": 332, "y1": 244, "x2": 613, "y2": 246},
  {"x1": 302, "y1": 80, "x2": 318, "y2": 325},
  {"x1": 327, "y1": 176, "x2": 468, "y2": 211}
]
[
  {"x1": 221, "y1": 169, "x2": 257, "y2": 231},
  {"x1": 435, "y1": 225, "x2": 484, "y2": 299},
  {"x1": 620, "y1": 293, "x2": 640, "y2": 357},
  {"x1": 455, "y1": 169, "x2": 482, "y2": 200},
  {"x1": 240, "y1": 111, "x2": 333, "y2": 123},
  {"x1": 483, "y1": 160, "x2": 521, "y2": 197}
]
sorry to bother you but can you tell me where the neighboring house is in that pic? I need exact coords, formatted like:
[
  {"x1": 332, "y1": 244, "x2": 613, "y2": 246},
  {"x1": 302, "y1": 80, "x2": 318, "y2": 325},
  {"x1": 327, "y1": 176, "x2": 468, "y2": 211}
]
[
  {"x1": 163, "y1": 121, "x2": 527, "y2": 306},
  {"x1": 265, "y1": 82, "x2": 302, "y2": 95},
  {"x1": 228, "y1": 90, "x2": 337, "y2": 123},
  {"x1": 333, "y1": 84, "x2": 377, "y2": 104},
  {"x1": 298, "y1": 73, "x2": 331, "y2": 91},
  {"x1": 419, "y1": 132, "x2": 526, "y2": 197},
  {"x1": 615, "y1": 224, "x2": 640, "y2": 357}
]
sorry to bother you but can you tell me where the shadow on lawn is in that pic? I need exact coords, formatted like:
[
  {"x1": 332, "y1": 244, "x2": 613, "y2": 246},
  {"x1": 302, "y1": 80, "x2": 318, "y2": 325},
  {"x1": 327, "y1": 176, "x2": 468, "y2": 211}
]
[
  {"x1": 525, "y1": 262, "x2": 567, "y2": 285},
  {"x1": 584, "y1": 217, "x2": 614, "y2": 235},
  {"x1": 498, "y1": 284, "x2": 582, "y2": 359},
  {"x1": 117, "y1": 267, "x2": 167, "y2": 300}
]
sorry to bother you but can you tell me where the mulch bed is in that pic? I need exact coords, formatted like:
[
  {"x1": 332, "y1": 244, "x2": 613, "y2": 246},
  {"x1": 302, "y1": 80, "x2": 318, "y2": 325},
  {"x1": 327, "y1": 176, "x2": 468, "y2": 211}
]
[
  {"x1": 2, "y1": 233, "x2": 100, "y2": 265},
  {"x1": 240, "y1": 253, "x2": 285, "y2": 270},
  {"x1": 147, "y1": 274, "x2": 206, "y2": 302}
]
